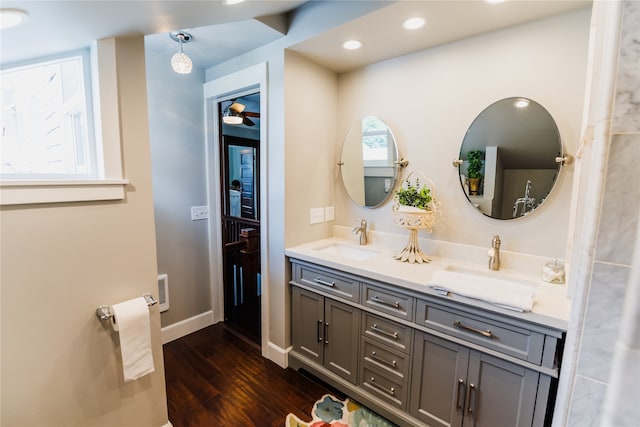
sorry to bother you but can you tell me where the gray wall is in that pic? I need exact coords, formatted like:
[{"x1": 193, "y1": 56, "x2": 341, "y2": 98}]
[{"x1": 145, "y1": 50, "x2": 211, "y2": 327}]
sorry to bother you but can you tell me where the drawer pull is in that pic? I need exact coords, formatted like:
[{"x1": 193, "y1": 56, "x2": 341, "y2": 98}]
[
  {"x1": 369, "y1": 377, "x2": 395, "y2": 396},
  {"x1": 370, "y1": 351, "x2": 397, "y2": 368},
  {"x1": 371, "y1": 295, "x2": 400, "y2": 309},
  {"x1": 371, "y1": 324, "x2": 399, "y2": 340},
  {"x1": 314, "y1": 278, "x2": 335, "y2": 287},
  {"x1": 453, "y1": 320, "x2": 493, "y2": 338}
]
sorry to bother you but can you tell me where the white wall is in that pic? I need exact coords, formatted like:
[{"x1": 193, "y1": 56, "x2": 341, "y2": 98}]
[
  {"x1": 0, "y1": 36, "x2": 168, "y2": 427},
  {"x1": 335, "y1": 8, "x2": 591, "y2": 259},
  {"x1": 145, "y1": 50, "x2": 210, "y2": 327}
]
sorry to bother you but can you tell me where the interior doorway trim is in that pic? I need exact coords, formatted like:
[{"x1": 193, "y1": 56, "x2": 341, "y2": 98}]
[{"x1": 203, "y1": 62, "x2": 269, "y2": 355}]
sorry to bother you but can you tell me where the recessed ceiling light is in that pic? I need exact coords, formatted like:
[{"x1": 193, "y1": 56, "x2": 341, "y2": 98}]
[
  {"x1": 485, "y1": 0, "x2": 507, "y2": 4},
  {"x1": 342, "y1": 40, "x2": 363, "y2": 50},
  {"x1": 0, "y1": 9, "x2": 28, "y2": 30},
  {"x1": 224, "y1": 0, "x2": 245, "y2": 5},
  {"x1": 514, "y1": 98, "x2": 530, "y2": 108},
  {"x1": 402, "y1": 17, "x2": 425, "y2": 30}
]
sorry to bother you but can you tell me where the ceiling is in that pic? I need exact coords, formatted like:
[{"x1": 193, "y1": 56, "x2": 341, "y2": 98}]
[
  {"x1": 0, "y1": 0, "x2": 307, "y2": 67},
  {"x1": 290, "y1": 0, "x2": 592, "y2": 73},
  {"x1": 0, "y1": 1, "x2": 591, "y2": 73}
]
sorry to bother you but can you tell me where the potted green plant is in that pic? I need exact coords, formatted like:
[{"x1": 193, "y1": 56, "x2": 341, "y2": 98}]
[
  {"x1": 466, "y1": 150, "x2": 483, "y2": 195},
  {"x1": 395, "y1": 177, "x2": 432, "y2": 211},
  {"x1": 392, "y1": 172, "x2": 440, "y2": 264}
]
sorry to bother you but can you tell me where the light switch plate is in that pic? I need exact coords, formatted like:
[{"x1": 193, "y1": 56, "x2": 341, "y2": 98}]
[
  {"x1": 310, "y1": 208, "x2": 324, "y2": 224},
  {"x1": 191, "y1": 206, "x2": 209, "y2": 221},
  {"x1": 325, "y1": 206, "x2": 335, "y2": 221}
]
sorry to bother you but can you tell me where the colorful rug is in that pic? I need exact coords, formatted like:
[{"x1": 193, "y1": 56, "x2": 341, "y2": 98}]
[{"x1": 286, "y1": 394, "x2": 396, "y2": 427}]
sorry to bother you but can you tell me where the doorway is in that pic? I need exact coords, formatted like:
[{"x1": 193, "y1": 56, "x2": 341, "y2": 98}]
[{"x1": 219, "y1": 95, "x2": 261, "y2": 344}]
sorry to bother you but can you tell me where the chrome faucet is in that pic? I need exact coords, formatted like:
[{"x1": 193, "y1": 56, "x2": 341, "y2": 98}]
[
  {"x1": 353, "y1": 218, "x2": 368, "y2": 245},
  {"x1": 488, "y1": 235, "x2": 501, "y2": 270}
]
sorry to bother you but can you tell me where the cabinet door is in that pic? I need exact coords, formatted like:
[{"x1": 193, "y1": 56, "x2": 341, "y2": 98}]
[
  {"x1": 291, "y1": 287, "x2": 324, "y2": 365},
  {"x1": 410, "y1": 332, "x2": 469, "y2": 427},
  {"x1": 324, "y1": 298, "x2": 360, "y2": 383},
  {"x1": 463, "y1": 351, "x2": 539, "y2": 427}
]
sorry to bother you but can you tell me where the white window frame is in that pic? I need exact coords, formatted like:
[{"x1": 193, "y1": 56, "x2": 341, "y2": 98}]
[
  {"x1": 0, "y1": 40, "x2": 128, "y2": 205},
  {"x1": 362, "y1": 128, "x2": 393, "y2": 167}
]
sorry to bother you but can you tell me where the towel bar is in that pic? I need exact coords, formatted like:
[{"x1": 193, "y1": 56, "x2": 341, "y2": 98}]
[{"x1": 95, "y1": 294, "x2": 158, "y2": 322}]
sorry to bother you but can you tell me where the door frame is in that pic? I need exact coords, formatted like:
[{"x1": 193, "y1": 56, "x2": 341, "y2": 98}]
[{"x1": 203, "y1": 62, "x2": 269, "y2": 354}]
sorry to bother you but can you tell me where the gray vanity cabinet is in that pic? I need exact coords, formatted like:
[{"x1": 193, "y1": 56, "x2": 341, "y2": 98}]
[
  {"x1": 288, "y1": 259, "x2": 565, "y2": 427},
  {"x1": 410, "y1": 332, "x2": 538, "y2": 427},
  {"x1": 291, "y1": 286, "x2": 360, "y2": 383}
]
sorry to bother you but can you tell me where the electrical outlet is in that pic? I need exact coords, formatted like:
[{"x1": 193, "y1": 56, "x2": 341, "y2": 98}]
[
  {"x1": 325, "y1": 206, "x2": 335, "y2": 221},
  {"x1": 191, "y1": 206, "x2": 209, "y2": 221},
  {"x1": 310, "y1": 208, "x2": 324, "y2": 224}
]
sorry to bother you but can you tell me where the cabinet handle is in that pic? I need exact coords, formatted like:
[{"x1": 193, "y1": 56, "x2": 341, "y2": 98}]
[
  {"x1": 369, "y1": 377, "x2": 395, "y2": 396},
  {"x1": 317, "y1": 320, "x2": 323, "y2": 342},
  {"x1": 314, "y1": 278, "x2": 335, "y2": 287},
  {"x1": 370, "y1": 351, "x2": 397, "y2": 368},
  {"x1": 324, "y1": 322, "x2": 329, "y2": 344},
  {"x1": 371, "y1": 295, "x2": 400, "y2": 309},
  {"x1": 456, "y1": 378, "x2": 466, "y2": 410},
  {"x1": 453, "y1": 320, "x2": 493, "y2": 338},
  {"x1": 466, "y1": 383, "x2": 477, "y2": 416},
  {"x1": 371, "y1": 324, "x2": 399, "y2": 340}
]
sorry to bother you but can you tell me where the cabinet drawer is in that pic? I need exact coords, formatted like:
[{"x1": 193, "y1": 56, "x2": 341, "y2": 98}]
[
  {"x1": 362, "y1": 312, "x2": 412, "y2": 354},
  {"x1": 361, "y1": 366, "x2": 407, "y2": 409},
  {"x1": 293, "y1": 263, "x2": 359, "y2": 303},
  {"x1": 362, "y1": 337, "x2": 409, "y2": 382},
  {"x1": 362, "y1": 283, "x2": 414, "y2": 321},
  {"x1": 416, "y1": 300, "x2": 545, "y2": 364}
]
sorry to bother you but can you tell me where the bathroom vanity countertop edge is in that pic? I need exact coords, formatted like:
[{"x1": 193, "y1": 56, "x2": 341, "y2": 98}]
[{"x1": 286, "y1": 238, "x2": 571, "y2": 331}]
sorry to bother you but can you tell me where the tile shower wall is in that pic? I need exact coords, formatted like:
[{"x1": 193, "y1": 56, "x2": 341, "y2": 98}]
[{"x1": 568, "y1": 1, "x2": 640, "y2": 425}]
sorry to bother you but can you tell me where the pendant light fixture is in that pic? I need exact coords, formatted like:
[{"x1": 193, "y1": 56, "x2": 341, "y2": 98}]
[
  {"x1": 222, "y1": 102, "x2": 244, "y2": 125},
  {"x1": 169, "y1": 31, "x2": 193, "y2": 74}
]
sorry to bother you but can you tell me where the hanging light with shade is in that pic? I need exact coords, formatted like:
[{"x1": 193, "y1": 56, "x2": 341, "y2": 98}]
[
  {"x1": 169, "y1": 31, "x2": 193, "y2": 74},
  {"x1": 222, "y1": 102, "x2": 244, "y2": 125}
]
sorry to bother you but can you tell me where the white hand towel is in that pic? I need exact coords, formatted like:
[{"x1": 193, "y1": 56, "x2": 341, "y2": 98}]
[
  {"x1": 428, "y1": 270, "x2": 537, "y2": 312},
  {"x1": 111, "y1": 297, "x2": 155, "y2": 382}
]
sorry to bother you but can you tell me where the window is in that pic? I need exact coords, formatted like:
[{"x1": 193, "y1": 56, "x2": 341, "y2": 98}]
[
  {"x1": 0, "y1": 38, "x2": 132, "y2": 206},
  {"x1": 1, "y1": 50, "x2": 97, "y2": 179},
  {"x1": 362, "y1": 116, "x2": 392, "y2": 166}
]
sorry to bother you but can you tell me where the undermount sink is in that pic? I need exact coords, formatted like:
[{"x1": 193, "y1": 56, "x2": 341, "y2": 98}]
[
  {"x1": 430, "y1": 265, "x2": 539, "y2": 312},
  {"x1": 312, "y1": 242, "x2": 379, "y2": 261},
  {"x1": 441, "y1": 265, "x2": 538, "y2": 287}
]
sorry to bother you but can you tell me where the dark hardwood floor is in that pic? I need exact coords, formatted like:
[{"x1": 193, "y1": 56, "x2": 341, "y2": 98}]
[{"x1": 163, "y1": 323, "x2": 344, "y2": 427}]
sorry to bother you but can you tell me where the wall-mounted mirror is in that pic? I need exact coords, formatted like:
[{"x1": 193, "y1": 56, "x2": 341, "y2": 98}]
[
  {"x1": 458, "y1": 97, "x2": 564, "y2": 220},
  {"x1": 340, "y1": 116, "x2": 403, "y2": 208}
]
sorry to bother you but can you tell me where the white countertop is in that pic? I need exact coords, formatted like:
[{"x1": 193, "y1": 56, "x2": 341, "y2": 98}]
[{"x1": 285, "y1": 237, "x2": 572, "y2": 331}]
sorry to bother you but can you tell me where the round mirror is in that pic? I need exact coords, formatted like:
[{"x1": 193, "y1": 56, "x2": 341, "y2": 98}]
[
  {"x1": 340, "y1": 116, "x2": 401, "y2": 207},
  {"x1": 458, "y1": 97, "x2": 563, "y2": 220}
]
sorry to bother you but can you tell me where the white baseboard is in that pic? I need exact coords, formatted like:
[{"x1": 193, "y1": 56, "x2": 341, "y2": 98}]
[
  {"x1": 267, "y1": 342, "x2": 292, "y2": 368},
  {"x1": 161, "y1": 310, "x2": 215, "y2": 344}
]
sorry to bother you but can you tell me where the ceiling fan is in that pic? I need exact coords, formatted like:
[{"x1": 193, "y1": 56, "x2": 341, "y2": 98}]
[{"x1": 223, "y1": 101, "x2": 260, "y2": 126}]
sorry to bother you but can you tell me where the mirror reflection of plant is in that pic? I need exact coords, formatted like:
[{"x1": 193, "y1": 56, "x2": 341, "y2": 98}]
[
  {"x1": 395, "y1": 178, "x2": 432, "y2": 210},
  {"x1": 466, "y1": 150, "x2": 484, "y2": 179}
]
